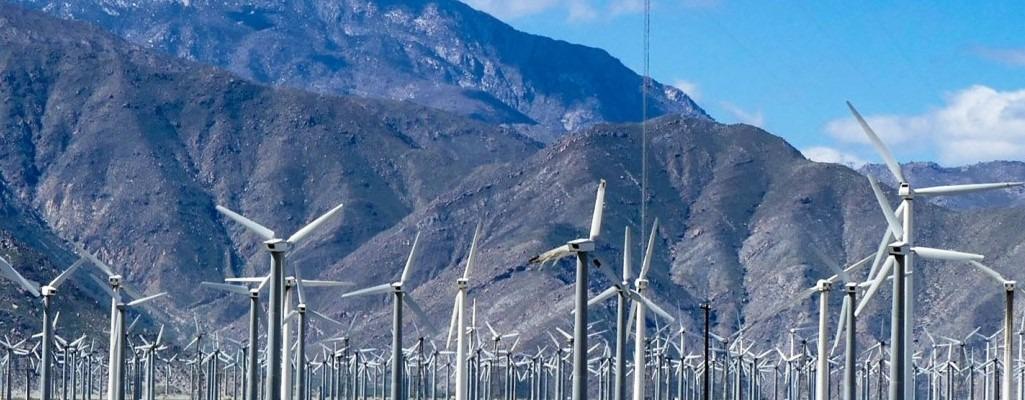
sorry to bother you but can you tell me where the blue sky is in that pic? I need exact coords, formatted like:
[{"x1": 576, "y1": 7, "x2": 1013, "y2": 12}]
[{"x1": 462, "y1": 1, "x2": 1025, "y2": 167}]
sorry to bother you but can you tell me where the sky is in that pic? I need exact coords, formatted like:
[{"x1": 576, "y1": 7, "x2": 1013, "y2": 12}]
[{"x1": 461, "y1": 0, "x2": 1025, "y2": 167}]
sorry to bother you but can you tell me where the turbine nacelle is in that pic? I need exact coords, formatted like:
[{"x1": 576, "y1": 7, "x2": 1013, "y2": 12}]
[
  {"x1": 567, "y1": 238, "x2": 595, "y2": 253},
  {"x1": 1005, "y1": 281, "x2": 1016, "y2": 292},
  {"x1": 815, "y1": 280, "x2": 832, "y2": 292},
  {"x1": 40, "y1": 285, "x2": 57, "y2": 297},
  {"x1": 108, "y1": 275, "x2": 123, "y2": 286},
  {"x1": 264, "y1": 239, "x2": 290, "y2": 253}
]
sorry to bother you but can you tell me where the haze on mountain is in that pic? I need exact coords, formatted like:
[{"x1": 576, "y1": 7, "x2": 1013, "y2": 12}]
[
  {"x1": 1, "y1": 2, "x2": 1023, "y2": 350},
  {"x1": 861, "y1": 161, "x2": 1025, "y2": 210},
  {"x1": 8, "y1": 0, "x2": 708, "y2": 142}
]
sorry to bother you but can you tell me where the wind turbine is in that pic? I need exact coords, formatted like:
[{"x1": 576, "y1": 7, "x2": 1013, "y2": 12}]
[
  {"x1": 623, "y1": 219, "x2": 675, "y2": 400},
  {"x1": 846, "y1": 101, "x2": 1023, "y2": 400},
  {"x1": 0, "y1": 254, "x2": 86, "y2": 400},
  {"x1": 585, "y1": 227, "x2": 634, "y2": 400},
  {"x1": 201, "y1": 277, "x2": 269, "y2": 400},
  {"x1": 855, "y1": 172, "x2": 992, "y2": 400},
  {"x1": 963, "y1": 260, "x2": 1017, "y2": 400},
  {"x1": 529, "y1": 179, "x2": 606, "y2": 400},
  {"x1": 88, "y1": 272, "x2": 166, "y2": 400},
  {"x1": 285, "y1": 265, "x2": 348, "y2": 400},
  {"x1": 446, "y1": 222, "x2": 482, "y2": 400},
  {"x1": 214, "y1": 202, "x2": 344, "y2": 400},
  {"x1": 341, "y1": 231, "x2": 435, "y2": 400}
]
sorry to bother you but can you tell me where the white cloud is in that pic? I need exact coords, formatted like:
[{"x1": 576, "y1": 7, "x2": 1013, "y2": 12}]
[
  {"x1": 461, "y1": 0, "x2": 561, "y2": 19},
  {"x1": 672, "y1": 79, "x2": 701, "y2": 101},
  {"x1": 825, "y1": 85, "x2": 1025, "y2": 165},
  {"x1": 802, "y1": 146, "x2": 867, "y2": 168},
  {"x1": 975, "y1": 46, "x2": 1025, "y2": 68},
  {"x1": 462, "y1": 0, "x2": 649, "y2": 22},
  {"x1": 567, "y1": 0, "x2": 599, "y2": 21},
  {"x1": 720, "y1": 101, "x2": 765, "y2": 127}
]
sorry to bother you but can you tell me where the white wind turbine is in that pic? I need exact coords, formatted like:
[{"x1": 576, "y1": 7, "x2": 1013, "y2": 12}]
[
  {"x1": 529, "y1": 179, "x2": 606, "y2": 400},
  {"x1": 446, "y1": 222, "x2": 482, "y2": 400},
  {"x1": 214, "y1": 202, "x2": 344, "y2": 400},
  {"x1": 88, "y1": 273, "x2": 166, "y2": 400},
  {"x1": 200, "y1": 276, "x2": 268, "y2": 400},
  {"x1": 341, "y1": 231, "x2": 436, "y2": 400},
  {"x1": 963, "y1": 260, "x2": 1017, "y2": 400},
  {"x1": 585, "y1": 227, "x2": 634, "y2": 400},
  {"x1": 0, "y1": 254, "x2": 86, "y2": 400},
  {"x1": 624, "y1": 219, "x2": 675, "y2": 400},
  {"x1": 846, "y1": 101, "x2": 1023, "y2": 400}
]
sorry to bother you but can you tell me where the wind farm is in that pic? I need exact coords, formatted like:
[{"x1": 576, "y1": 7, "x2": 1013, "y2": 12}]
[{"x1": 0, "y1": 2, "x2": 1024, "y2": 400}]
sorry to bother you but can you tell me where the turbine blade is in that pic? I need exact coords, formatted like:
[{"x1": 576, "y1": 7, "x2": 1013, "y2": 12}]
[
  {"x1": 215, "y1": 205, "x2": 275, "y2": 241},
  {"x1": 967, "y1": 260, "x2": 1007, "y2": 284},
  {"x1": 293, "y1": 264, "x2": 306, "y2": 305},
  {"x1": 625, "y1": 301, "x2": 637, "y2": 339},
  {"x1": 340, "y1": 283, "x2": 394, "y2": 298},
  {"x1": 914, "y1": 182, "x2": 1024, "y2": 197},
  {"x1": 465, "y1": 221, "x2": 483, "y2": 281},
  {"x1": 623, "y1": 227, "x2": 632, "y2": 282},
  {"x1": 631, "y1": 291, "x2": 675, "y2": 322},
  {"x1": 587, "y1": 286, "x2": 620, "y2": 308},
  {"x1": 855, "y1": 257, "x2": 895, "y2": 318},
  {"x1": 867, "y1": 176, "x2": 904, "y2": 239},
  {"x1": 49, "y1": 256, "x2": 87, "y2": 289},
  {"x1": 400, "y1": 232, "x2": 422, "y2": 285},
  {"x1": 0, "y1": 256, "x2": 40, "y2": 297},
  {"x1": 200, "y1": 282, "x2": 251, "y2": 295},
  {"x1": 589, "y1": 180, "x2": 607, "y2": 240},
  {"x1": 446, "y1": 293, "x2": 460, "y2": 349},
  {"x1": 529, "y1": 244, "x2": 573, "y2": 266},
  {"x1": 912, "y1": 247, "x2": 984, "y2": 262},
  {"x1": 310, "y1": 310, "x2": 342, "y2": 326},
  {"x1": 831, "y1": 296, "x2": 850, "y2": 356},
  {"x1": 846, "y1": 101, "x2": 905, "y2": 183},
  {"x1": 283, "y1": 310, "x2": 298, "y2": 325},
  {"x1": 639, "y1": 218, "x2": 659, "y2": 280},
  {"x1": 257, "y1": 274, "x2": 271, "y2": 293},
  {"x1": 287, "y1": 203, "x2": 344, "y2": 245},
  {"x1": 296, "y1": 280, "x2": 354, "y2": 288},
  {"x1": 126, "y1": 292, "x2": 168, "y2": 307},
  {"x1": 74, "y1": 244, "x2": 116, "y2": 277},
  {"x1": 404, "y1": 294, "x2": 436, "y2": 336}
]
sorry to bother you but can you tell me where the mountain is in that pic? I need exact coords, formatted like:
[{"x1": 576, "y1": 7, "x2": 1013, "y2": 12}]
[
  {"x1": 0, "y1": 2, "x2": 538, "y2": 337},
  {"x1": 1, "y1": 4, "x2": 1024, "y2": 351},
  {"x1": 6, "y1": 0, "x2": 708, "y2": 141},
  {"x1": 860, "y1": 161, "x2": 1025, "y2": 210},
  {"x1": 0, "y1": 182, "x2": 110, "y2": 340}
]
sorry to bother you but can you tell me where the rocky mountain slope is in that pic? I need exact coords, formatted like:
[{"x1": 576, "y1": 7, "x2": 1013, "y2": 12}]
[
  {"x1": 6, "y1": 0, "x2": 708, "y2": 141},
  {"x1": 861, "y1": 161, "x2": 1025, "y2": 210},
  {"x1": 1, "y1": 4, "x2": 1023, "y2": 352}
]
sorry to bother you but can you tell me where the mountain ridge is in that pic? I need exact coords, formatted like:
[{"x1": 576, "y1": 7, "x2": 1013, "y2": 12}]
[{"x1": 7, "y1": 0, "x2": 709, "y2": 141}]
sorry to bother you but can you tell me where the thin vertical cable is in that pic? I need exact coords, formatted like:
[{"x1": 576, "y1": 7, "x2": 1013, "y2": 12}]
[{"x1": 641, "y1": 0, "x2": 651, "y2": 245}]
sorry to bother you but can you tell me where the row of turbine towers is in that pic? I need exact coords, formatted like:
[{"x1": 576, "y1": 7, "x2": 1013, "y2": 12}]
[{"x1": 0, "y1": 101, "x2": 1023, "y2": 400}]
